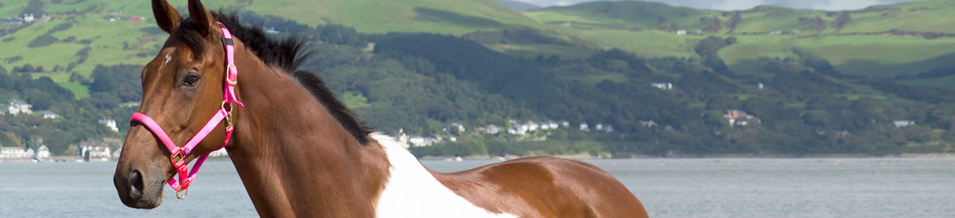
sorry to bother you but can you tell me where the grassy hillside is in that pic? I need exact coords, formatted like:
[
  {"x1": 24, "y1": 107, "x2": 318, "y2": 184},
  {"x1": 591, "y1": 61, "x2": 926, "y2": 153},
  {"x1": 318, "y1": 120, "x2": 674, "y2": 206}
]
[
  {"x1": 526, "y1": 0, "x2": 955, "y2": 88},
  {"x1": 0, "y1": 0, "x2": 558, "y2": 99}
]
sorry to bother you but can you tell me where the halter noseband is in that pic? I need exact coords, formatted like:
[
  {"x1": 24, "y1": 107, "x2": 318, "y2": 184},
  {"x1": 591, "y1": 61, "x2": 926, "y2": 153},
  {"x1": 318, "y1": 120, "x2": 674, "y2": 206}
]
[{"x1": 129, "y1": 21, "x2": 243, "y2": 199}]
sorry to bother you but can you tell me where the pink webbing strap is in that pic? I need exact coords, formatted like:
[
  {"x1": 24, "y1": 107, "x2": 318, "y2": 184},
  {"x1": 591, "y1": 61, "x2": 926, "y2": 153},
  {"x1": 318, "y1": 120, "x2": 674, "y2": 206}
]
[
  {"x1": 218, "y1": 21, "x2": 243, "y2": 107},
  {"x1": 126, "y1": 22, "x2": 244, "y2": 197}
]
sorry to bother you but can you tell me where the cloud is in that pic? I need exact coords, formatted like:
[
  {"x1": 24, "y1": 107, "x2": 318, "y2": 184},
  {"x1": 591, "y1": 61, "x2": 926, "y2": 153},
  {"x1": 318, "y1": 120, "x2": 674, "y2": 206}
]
[{"x1": 556, "y1": 1, "x2": 572, "y2": 6}]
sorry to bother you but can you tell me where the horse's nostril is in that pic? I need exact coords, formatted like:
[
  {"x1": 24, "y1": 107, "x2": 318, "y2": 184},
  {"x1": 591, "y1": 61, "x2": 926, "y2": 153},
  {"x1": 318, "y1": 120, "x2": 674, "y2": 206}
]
[{"x1": 128, "y1": 171, "x2": 145, "y2": 200}]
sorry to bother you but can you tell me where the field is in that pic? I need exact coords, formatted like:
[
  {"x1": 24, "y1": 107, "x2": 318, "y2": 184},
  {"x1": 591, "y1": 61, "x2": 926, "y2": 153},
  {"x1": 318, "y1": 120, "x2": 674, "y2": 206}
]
[{"x1": 3, "y1": 0, "x2": 955, "y2": 99}]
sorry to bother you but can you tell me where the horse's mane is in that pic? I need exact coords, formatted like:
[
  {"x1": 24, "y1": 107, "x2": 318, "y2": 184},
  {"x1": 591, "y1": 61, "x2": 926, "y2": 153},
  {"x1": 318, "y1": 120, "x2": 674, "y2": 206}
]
[{"x1": 177, "y1": 11, "x2": 373, "y2": 145}]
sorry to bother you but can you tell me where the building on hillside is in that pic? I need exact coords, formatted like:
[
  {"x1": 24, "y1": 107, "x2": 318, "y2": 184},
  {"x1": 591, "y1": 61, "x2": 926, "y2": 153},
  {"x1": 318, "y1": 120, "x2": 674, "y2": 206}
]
[
  {"x1": 676, "y1": 29, "x2": 687, "y2": 35},
  {"x1": 725, "y1": 110, "x2": 760, "y2": 126},
  {"x1": 408, "y1": 136, "x2": 442, "y2": 147},
  {"x1": 893, "y1": 120, "x2": 916, "y2": 128},
  {"x1": 640, "y1": 120, "x2": 658, "y2": 128},
  {"x1": 525, "y1": 121, "x2": 539, "y2": 132},
  {"x1": 579, "y1": 123, "x2": 590, "y2": 132},
  {"x1": 544, "y1": 121, "x2": 559, "y2": 130},
  {"x1": 483, "y1": 124, "x2": 500, "y2": 135},
  {"x1": 129, "y1": 16, "x2": 143, "y2": 21},
  {"x1": 39, "y1": 110, "x2": 60, "y2": 119},
  {"x1": 445, "y1": 123, "x2": 465, "y2": 134},
  {"x1": 651, "y1": 82, "x2": 673, "y2": 90},
  {"x1": 99, "y1": 119, "x2": 119, "y2": 132},
  {"x1": 263, "y1": 27, "x2": 279, "y2": 34},
  {"x1": 4, "y1": 100, "x2": 33, "y2": 115}
]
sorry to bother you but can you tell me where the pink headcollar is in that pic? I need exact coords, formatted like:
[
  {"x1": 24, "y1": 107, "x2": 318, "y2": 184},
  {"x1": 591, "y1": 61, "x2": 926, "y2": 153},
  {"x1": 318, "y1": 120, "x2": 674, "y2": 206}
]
[{"x1": 129, "y1": 21, "x2": 243, "y2": 199}]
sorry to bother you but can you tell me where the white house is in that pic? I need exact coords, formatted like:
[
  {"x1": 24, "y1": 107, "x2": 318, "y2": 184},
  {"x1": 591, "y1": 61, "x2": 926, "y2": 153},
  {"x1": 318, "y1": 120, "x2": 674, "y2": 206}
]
[
  {"x1": 408, "y1": 136, "x2": 442, "y2": 147},
  {"x1": 99, "y1": 119, "x2": 119, "y2": 132},
  {"x1": 525, "y1": 121, "x2": 539, "y2": 132},
  {"x1": 483, "y1": 124, "x2": 500, "y2": 135},
  {"x1": 640, "y1": 120, "x2": 658, "y2": 127},
  {"x1": 676, "y1": 29, "x2": 687, "y2": 35},
  {"x1": 81, "y1": 146, "x2": 111, "y2": 162},
  {"x1": 507, "y1": 124, "x2": 528, "y2": 135},
  {"x1": 4, "y1": 100, "x2": 33, "y2": 115},
  {"x1": 595, "y1": 123, "x2": 605, "y2": 131},
  {"x1": 893, "y1": 120, "x2": 915, "y2": 128},
  {"x1": 35, "y1": 145, "x2": 50, "y2": 159},
  {"x1": 651, "y1": 82, "x2": 673, "y2": 90},
  {"x1": 545, "y1": 121, "x2": 559, "y2": 129},
  {"x1": 38, "y1": 110, "x2": 59, "y2": 119},
  {"x1": 23, "y1": 14, "x2": 34, "y2": 23},
  {"x1": 579, "y1": 123, "x2": 590, "y2": 132}
]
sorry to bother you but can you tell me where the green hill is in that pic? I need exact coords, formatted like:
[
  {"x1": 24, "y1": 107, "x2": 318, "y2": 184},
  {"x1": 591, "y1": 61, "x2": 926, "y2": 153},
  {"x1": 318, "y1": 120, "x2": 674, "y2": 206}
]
[
  {"x1": 525, "y1": 0, "x2": 955, "y2": 88},
  {"x1": 0, "y1": 0, "x2": 563, "y2": 99}
]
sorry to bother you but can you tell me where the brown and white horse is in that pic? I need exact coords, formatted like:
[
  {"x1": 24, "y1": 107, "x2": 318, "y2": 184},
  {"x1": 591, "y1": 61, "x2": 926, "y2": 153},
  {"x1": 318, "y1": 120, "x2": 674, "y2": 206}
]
[{"x1": 113, "y1": 0, "x2": 648, "y2": 217}]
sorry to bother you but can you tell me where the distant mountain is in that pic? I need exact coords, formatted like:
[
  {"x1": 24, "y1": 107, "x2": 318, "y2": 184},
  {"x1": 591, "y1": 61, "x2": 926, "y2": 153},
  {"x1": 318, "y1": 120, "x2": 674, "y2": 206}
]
[{"x1": 494, "y1": 0, "x2": 540, "y2": 11}]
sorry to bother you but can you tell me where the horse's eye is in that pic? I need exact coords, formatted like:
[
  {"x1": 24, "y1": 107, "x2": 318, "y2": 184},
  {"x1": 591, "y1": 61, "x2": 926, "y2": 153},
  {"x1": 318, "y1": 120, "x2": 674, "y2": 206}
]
[{"x1": 182, "y1": 75, "x2": 200, "y2": 86}]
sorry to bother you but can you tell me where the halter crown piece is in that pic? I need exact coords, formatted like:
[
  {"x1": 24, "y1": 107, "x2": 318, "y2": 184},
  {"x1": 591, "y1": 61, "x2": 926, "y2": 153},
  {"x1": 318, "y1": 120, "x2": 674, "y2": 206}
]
[{"x1": 129, "y1": 21, "x2": 243, "y2": 199}]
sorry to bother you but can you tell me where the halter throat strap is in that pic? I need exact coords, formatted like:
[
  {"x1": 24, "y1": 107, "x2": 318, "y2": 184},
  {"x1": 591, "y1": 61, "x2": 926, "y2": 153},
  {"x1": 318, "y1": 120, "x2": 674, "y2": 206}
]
[{"x1": 128, "y1": 21, "x2": 244, "y2": 198}]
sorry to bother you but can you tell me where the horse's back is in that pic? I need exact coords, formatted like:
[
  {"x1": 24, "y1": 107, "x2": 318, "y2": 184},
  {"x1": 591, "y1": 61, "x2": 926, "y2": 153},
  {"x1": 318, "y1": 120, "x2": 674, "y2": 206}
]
[{"x1": 433, "y1": 157, "x2": 648, "y2": 218}]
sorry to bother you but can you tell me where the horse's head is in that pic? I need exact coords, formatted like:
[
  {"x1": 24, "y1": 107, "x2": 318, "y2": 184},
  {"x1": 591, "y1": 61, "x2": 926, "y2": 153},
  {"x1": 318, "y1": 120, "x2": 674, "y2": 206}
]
[{"x1": 114, "y1": 0, "x2": 234, "y2": 209}]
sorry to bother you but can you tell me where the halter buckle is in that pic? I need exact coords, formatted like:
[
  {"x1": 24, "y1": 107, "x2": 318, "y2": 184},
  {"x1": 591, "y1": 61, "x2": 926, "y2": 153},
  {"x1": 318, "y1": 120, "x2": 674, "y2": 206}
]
[
  {"x1": 226, "y1": 64, "x2": 238, "y2": 85},
  {"x1": 170, "y1": 151, "x2": 185, "y2": 165}
]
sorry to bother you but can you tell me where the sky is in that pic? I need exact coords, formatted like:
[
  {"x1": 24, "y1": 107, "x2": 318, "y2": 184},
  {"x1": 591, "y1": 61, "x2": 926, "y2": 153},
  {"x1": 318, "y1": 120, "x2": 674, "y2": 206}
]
[{"x1": 517, "y1": 0, "x2": 917, "y2": 11}]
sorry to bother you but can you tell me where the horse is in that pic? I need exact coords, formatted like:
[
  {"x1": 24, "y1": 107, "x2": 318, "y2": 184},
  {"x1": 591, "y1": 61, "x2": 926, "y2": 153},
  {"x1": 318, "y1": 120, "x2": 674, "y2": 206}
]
[{"x1": 113, "y1": 0, "x2": 648, "y2": 217}]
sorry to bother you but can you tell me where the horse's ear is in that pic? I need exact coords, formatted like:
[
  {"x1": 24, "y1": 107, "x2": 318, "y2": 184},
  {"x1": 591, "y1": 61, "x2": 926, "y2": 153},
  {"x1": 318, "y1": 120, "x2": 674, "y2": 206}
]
[
  {"x1": 188, "y1": 0, "x2": 216, "y2": 37},
  {"x1": 151, "y1": 0, "x2": 181, "y2": 33}
]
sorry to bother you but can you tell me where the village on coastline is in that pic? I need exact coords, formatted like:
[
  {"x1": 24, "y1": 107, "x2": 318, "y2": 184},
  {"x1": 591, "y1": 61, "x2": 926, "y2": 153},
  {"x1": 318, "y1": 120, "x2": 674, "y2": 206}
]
[
  {"x1": 0, "y1": 99, "x2": 130, "y2": 163},
  {"x1": 0, "y1": 96, "x2": 766, "y2": 162}
]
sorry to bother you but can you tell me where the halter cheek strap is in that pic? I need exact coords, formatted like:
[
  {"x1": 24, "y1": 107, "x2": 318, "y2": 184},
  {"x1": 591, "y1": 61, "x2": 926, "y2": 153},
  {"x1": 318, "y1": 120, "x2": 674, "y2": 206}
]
[{"x1": 128, "y1": 21, "x2": 243, "y2": 199}]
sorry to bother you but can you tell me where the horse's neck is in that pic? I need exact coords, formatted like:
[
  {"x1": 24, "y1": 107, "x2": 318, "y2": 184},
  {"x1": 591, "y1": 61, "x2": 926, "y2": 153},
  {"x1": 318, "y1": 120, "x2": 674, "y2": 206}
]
[{"x1": 225, "y1": 47, "x2": 388, "y2": 217}]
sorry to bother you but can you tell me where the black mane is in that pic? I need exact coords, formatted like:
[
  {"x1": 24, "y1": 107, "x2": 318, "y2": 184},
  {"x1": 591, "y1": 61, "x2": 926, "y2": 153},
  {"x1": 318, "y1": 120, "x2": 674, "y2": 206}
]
[{"x1": 177, "y1": 11, "x2": 373, "y2": 144}]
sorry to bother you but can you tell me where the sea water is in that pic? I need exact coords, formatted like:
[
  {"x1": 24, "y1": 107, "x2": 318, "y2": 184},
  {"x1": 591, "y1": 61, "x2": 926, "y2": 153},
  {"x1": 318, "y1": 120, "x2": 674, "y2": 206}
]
[{"x1": 1, "y1": 158, "x2": 953, "y2": 217}]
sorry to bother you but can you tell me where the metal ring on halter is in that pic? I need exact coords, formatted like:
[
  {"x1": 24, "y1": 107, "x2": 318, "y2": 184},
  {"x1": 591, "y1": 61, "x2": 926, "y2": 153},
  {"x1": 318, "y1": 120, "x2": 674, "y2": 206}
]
[
  {"x1": 176, "y1": 187, "x2": 189, "y2": 199},
  {"x1": 220, "y1": 101, "x2": 234, "y2": 128}
]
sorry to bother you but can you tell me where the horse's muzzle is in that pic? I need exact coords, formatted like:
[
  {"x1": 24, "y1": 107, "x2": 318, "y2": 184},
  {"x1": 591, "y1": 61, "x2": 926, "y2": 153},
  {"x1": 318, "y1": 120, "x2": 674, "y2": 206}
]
[{"x1": 114, "y1": 167, "x2": 164, "y2": 209}]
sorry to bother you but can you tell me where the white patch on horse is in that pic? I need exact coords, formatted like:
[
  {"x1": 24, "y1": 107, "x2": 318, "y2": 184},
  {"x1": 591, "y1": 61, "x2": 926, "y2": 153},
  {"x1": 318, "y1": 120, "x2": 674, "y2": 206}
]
[
  {"x1": 162, "y1": 55, "x2": 172, "y2": 67},
  {"x1": 372, "y1": 134, "x2": 517, "y2": 218}
]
